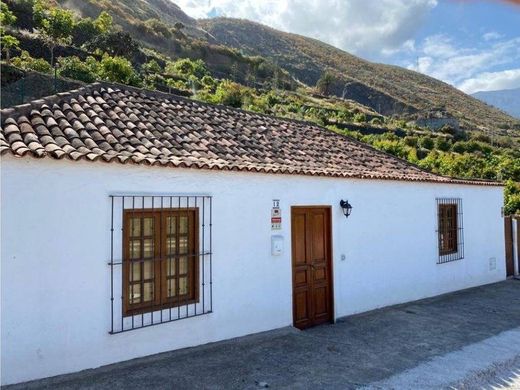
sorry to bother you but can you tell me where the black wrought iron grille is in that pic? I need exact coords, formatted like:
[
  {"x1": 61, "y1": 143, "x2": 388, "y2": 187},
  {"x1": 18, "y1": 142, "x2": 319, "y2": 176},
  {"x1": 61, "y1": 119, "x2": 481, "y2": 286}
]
[
  {"x1": 109, "y1": 195, "x2": 212, "y2": 334},
  {"x1": 436, "y1": 198, "x2": 464, "y2": 264}
]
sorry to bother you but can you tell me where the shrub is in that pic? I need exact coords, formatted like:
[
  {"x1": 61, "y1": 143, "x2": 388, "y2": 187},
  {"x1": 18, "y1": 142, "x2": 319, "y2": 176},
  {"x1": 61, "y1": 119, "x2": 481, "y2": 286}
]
[
  {"x1": 419, "y1": 136, "x2": 434, "y2": 150},
  {"x1": 435, "y1": 137, "x2": 452, "y2": 152},
  {"x1": 144, "y1": 18, "x2": 172, "y2": 39},
  {"x1": 58, "y1": 56, "x2": 99, "y2": 83},
  {"x1": 98, "y1": 54, "x2": 139, "y2": 85},
  {"x1": 200, "y1": 75, "x2": 217, "y2": 91},
  {"x1": 404, "y1": 136, "x2": 418, "y2": 147},
  {"x1": 165, "y1": 58, "x2": 208, "y2": 79},
  {"x1": 11, "y1": 50, "x2": 52, "y2": 73},
  {"x1": 214, "y1": 80, "x2": 246, "y2": 108},
  {"x1": 93, "y1": 11, "x2": 112, "y2": 34},
  {"x1": 142, "y1": 59, "x2": 162, "y2": 74},
  {"x1": 316, "y1": 72, "x2": 334, "y2": 95},
  {"x1": 504, "y1": 180, "x2": 520, "y2": 215},
  {"x1": 353, "y1": 112, "x2": 366, "y2": 123}
]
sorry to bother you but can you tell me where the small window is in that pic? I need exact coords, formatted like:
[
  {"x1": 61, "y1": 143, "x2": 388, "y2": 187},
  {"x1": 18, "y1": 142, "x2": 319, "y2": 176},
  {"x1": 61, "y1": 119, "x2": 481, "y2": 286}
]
[
  {"x1": 123, "y1": 209, "x2": 198, "y2": 315},
  {"x1": 437, "y1": 198, "x2": 464, "y2": 263}
]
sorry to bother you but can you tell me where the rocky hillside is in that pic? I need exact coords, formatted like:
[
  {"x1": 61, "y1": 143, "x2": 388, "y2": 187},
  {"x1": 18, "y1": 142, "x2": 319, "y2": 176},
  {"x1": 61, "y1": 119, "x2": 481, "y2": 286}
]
[{"x1": 200, "y1": 18, "x2": 519, "y2": 137}]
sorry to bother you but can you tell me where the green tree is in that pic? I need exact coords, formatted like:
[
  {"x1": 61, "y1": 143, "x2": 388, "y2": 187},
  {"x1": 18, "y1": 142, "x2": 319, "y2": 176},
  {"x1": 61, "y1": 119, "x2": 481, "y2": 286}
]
[
  {"x1": 72, "y1": 17, "x2": 98, "y2": 46},
  {"x1": 1, "y1": 35, "x2": 20, "y2": 63},
  {"x1": 58, "y1": 56, "x2": 99, "y2": 83},
  {"x1": 1, "y1": 2, "x2": 16, "y2": 25},
  {"x1": 142, "y1": 59, "x2": 162, "y2": 74},
  {"x1": 504, "y1": 180, "x2": 520, "y2": 215},
  {"x1": 98, "y1": 54, "x2": 139, "y2": 85},
  {"x1": 1, "y1": 2, "x2": 20, "y2": 63},
  {"x1": 33, "y1": 1, "x2": 75, "y2": 66},
  {"x1": 214, "y1": 80, "x2": 245, "y2": 108},
  {"x1": 419, "y1": 136, "x2": 435, "y2": 150},
  {"x1": 435, "y1": 137, "x2": 452, "y2": 152},
  {"x1": 93, "y1": 11, "x2": 112, "y2": 34},
  {"x1": 316, "y1": 72, "x2": 334, "y2": 95},
  {"x1": 84, "y1": 32, "x2": 139, "y2": 59},
  {"x1": 165, "y1": 58, "x2": 208, "y2": 79}
]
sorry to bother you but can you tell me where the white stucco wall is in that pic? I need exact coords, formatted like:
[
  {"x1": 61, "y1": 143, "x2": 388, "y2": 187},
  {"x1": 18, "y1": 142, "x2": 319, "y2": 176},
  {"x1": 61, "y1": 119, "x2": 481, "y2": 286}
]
[{"x1": 0, "y1": 157, "x2": 506, "y2": 385}]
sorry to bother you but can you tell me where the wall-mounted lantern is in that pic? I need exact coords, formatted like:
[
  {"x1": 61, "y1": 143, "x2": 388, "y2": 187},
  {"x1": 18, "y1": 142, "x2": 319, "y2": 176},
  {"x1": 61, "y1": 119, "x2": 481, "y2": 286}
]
[{"x1": 339, "y1": 199, "x2": 353, "y2": 219}]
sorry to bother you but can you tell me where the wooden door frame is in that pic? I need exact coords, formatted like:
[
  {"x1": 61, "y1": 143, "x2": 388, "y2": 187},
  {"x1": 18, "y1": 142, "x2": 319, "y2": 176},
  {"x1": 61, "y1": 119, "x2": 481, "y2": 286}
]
[{"x1": 290, "y1": 205, "x2": 334, "y2": 328}]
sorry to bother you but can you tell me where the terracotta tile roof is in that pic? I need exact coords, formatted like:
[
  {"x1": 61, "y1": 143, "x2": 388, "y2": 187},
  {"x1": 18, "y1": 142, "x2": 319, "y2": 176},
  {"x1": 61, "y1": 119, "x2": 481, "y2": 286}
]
[{"x1": 0, "y1": 82, "x2": 501, "y2": 186}]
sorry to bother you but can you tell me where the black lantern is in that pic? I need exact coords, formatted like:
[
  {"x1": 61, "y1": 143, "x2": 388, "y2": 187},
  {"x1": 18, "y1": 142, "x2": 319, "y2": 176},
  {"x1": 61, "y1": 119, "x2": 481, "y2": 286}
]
[{"x1": 339, "y1": 199, "x2": 352, "y2": 219}]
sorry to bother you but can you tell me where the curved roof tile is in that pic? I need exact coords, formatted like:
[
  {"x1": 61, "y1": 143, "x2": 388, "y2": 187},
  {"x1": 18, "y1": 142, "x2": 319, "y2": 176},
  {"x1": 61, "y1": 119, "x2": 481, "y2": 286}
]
[{"x1": 0, "y1": 82, "x2": 502, "y2": 186}]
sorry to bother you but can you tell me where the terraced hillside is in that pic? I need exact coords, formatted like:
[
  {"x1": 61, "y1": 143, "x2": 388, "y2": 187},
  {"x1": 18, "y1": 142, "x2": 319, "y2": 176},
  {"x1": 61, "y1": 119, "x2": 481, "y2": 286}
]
[{"x1": 200, "y1": 18, "x2": 520, "y2": 137}]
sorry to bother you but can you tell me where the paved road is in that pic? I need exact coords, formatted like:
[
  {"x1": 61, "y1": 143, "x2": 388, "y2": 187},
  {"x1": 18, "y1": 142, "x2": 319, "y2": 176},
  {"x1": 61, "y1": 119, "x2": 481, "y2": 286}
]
[{"x1": 8, "y1": 280, "x2": 520, "y2": 389}]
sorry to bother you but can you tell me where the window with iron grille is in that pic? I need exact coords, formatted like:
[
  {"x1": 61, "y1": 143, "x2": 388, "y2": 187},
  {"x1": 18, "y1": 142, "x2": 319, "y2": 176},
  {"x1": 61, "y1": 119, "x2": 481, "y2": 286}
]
[
  {"x1": 436, "y1": 198, "x2": 464, "y2": 264},
  {"x1": 109, "y1": 195, "x2": 212, "y2": 334}
]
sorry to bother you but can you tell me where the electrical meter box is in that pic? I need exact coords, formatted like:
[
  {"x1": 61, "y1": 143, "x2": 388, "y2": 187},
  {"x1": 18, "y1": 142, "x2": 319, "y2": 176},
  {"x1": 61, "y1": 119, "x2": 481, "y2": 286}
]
[{"x1": 271, "y1": 235, "x2": 284, "y2": 256}]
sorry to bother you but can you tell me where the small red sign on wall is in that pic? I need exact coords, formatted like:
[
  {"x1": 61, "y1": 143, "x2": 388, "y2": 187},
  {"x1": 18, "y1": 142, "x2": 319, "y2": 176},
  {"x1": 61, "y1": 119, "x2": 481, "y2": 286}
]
[{"x1": 272, "y1": 199, "x2": 281, "y2": 230}]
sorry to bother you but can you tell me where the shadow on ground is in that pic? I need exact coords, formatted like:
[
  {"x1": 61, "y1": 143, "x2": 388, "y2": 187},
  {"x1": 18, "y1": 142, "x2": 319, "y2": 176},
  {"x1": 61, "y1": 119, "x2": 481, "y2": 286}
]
[{"x1": 7, "y1": 280, "x2": 520, "y2": 390}]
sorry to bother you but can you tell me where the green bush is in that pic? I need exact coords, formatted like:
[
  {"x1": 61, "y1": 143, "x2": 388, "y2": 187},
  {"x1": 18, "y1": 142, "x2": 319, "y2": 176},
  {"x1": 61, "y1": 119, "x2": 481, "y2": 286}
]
[
  {"x1": 200, "y1": 75, "x2": 217, "y2": 91},
  {"x1": 11, "y1": 50, "x2": 52, "y2": 73},
  {"x1": 504, "y1": 180, "x2": 520, "y2": 215},
  {"x1": 353, "y1": 112, "x2": 366, "y2": 123},
  {"x1": 214, "y1": 80, "x2": 246, "y2": 108},
  {"x1": 435, "y1": 137, "x2": 452, "y2": 152},
  {"x1": 58, "y1": 56, "x2": 99, "y2": 83},
  {"x1": 419, "y1": 136, "x2": 434, "y2": 150},
  {"x1": 144, "y1": 18, "x2": 172, "y2": 39},
  {"x1": 165, "y1": 58, "x2": 208, "y2": 79},
  {"x1": 84, "y1": 32, "x2": 139, "y2": 59},
  {"x1": 404, "y1": 136, "x2": 418, "y2": 147},
  {"x1": 142, "y1": 59, "x2": 162, "y2": 74},
  {"x1": 98, "y1": 54, "x2": 140, "y2": 86}
]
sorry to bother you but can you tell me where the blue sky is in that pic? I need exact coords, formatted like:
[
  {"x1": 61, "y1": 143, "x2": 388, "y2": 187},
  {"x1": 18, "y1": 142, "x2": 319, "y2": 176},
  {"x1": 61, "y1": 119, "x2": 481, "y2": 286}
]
[{"x1": 175, "y1": 0, "x2": 520, "y2": 94}]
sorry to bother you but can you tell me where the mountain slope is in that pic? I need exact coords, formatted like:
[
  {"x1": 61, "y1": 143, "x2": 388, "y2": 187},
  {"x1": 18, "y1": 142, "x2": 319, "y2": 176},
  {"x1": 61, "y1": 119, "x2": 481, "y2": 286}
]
[
  {"x1": 60, "y1": 0, "x2": 206, "y2": 38},
  {"x1": 199, "y1": 18, "x2": 519, "y2": 136},
  {"x1": 472, "y1": 88, "x2": 520, "y2": 119}
]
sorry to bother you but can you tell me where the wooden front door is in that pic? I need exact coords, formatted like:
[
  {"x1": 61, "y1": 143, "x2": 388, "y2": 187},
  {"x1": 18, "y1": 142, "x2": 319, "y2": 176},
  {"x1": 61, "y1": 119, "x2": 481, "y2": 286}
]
[{"x1": 291, "y1": 206, "x2": 333, "y2": 329}]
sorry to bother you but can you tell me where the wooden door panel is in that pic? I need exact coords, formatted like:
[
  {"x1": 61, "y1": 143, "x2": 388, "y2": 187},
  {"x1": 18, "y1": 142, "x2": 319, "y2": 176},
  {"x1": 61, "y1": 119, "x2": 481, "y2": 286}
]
[
  {"x1": 292, "y1": 207, "x2": 332, "y2": 329},
  {"x1": 294, "y1": 269, "x2": 309, "y2": 287},
  {"x1": 311, "y1": 212, "x2": 325, "y2": 262},
  {"x1": 293, "y1": 289, "x2": 311, "y2": 326},
  {"x1": 293, "y1": 213, "x2": 307, "y2": 266},
  {"x1": 313, "y1": 286, "x2": 329, "y2": 317},
  {"x1": 313, "y1": 266, "x2": 326, "y2": 281}
]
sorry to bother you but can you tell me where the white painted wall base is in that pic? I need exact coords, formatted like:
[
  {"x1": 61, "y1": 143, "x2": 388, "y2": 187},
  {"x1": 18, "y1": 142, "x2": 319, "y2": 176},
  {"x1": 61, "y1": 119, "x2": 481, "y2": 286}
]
[{"x1": 0, "y1": 157, "x2": 506, "y2": 385}]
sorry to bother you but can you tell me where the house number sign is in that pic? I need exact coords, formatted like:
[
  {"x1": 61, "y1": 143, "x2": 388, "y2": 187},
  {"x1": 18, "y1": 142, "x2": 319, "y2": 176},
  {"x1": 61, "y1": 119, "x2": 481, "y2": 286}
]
[{"x1": 271, "y1": 199, "x2": 282, "y2": 230}]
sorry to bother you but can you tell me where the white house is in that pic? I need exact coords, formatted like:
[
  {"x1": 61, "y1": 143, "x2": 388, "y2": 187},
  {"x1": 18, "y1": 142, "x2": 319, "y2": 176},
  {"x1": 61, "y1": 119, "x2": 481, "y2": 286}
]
[{"x1": 0, "y1": 83, "x2": 505, "y2": 385}]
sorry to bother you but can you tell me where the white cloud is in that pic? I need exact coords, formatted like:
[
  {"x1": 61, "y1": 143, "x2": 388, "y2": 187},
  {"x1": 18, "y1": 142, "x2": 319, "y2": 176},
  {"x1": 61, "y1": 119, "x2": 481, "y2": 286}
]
[
  {"x1": 458, "y1": 68, "x2": 520, "y2": 94},
  {"x1": 482, "y1": 31, "x2": 503, "y2": 41},
  {"x1": 174, "y1": 0, "x2": 520, "y2": 94},
  {"x1": 175, "y1": 0, "x2": 438, "y2": 59},
  {"x1": 407, "y1": 36, "x2": 520, "y2": 88}
]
